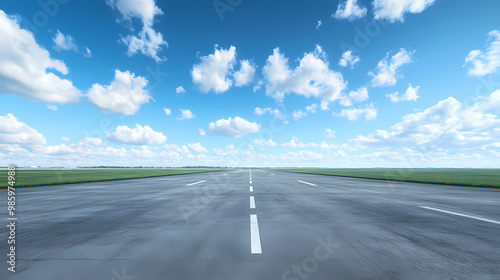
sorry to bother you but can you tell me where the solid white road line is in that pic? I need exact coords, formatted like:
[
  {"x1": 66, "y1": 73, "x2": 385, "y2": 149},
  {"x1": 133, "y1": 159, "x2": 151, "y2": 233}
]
[
  {"x1": 297, "y1": 180, "x2": 317, "y2": 186},
  {"x1": 186, "y1": 180, "x2": 206, "y2": 186},
  {"x1": 250, "y1": 196, "x2": 256, "y2": 209},
  {"x1": 250, "y1": 186, "x2": 253, "y2": 192},
  {"x1": 250, "y1": 214, "x2": 262, "y2": 254},
  {"x1": 419, "y1": 206, "x2": 500, "y2": 225}
]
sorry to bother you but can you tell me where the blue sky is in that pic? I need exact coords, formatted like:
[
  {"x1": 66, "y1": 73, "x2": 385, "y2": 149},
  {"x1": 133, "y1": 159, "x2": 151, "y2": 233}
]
[{"x1": 1, "y1": 0, "x2": 500, "y2": 167}]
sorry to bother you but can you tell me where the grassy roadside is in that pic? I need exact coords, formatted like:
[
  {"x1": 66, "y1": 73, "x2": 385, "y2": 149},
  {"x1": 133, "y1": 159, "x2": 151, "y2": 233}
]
[
  {"x1": 271, "y1": 168, "x2": 500, "y2": 188},
  {"x1": 0, "y1": 168, "x2": 229, "y2": 188}
]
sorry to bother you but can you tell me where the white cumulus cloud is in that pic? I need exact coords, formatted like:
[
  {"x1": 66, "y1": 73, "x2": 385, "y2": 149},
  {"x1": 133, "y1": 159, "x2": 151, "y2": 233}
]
[
  {"x1": 263, "y1": 45, "x2": 347, "y2": 110},
  {"x1": 192, "y1": 45, "x2": 236, "y2": 93},
  {"x1": 334, "y1": 103, "x2": 378, "y2": 121},
  {"x1": 282, "y1": 136, "x2": 337, "y2": 150},
  {"x1": 464, "y1": 30, "x2": 500, "y2": 77},
  {"x1": 106, "y1": 0, "x2": 167, "y2": 62},
  {"x1": 386, "y1": 85, "x2": 420, "y2": 102},
  {"x1": 340, "y1": 87, "x2": 369, "y2": 106},
  {"x1": 254, "y1": 107, "x2": 287, "y2": 122},
  {"x1": 209, "y1": 117, "x2": 260, "y2": 137},
  {"x1": 293, "y1": 110, "x2": 307, "y2": 120},
  {"x1": 234, "y1": 60, "x2": 256, "y2": 87},
  {"x1": 253, "y1": 139, "x2": 278, "y2": 148},
  {"x1": 349, "y1": 90, "x2": 500, "y2": 151},
  {"x1": 0, "y1": 11, "x2": 81, "y2": 104},
  {"x1": 106, "y1": 124, "x2": 166, "y2": 145},
  {"x1": 176, "y1": 86, "x2": 186, "y2": 94},
  {"x1": 0, "y1": 113, "x2": 46, "y2": 150},
  {"x1": 176, "y1": 109, "x2": 195, "y2": 120},
  {"x1": 163, "y1": 108, "x2": 172, "y2": 115},
  {"x1": 87, "y1": 69, "x2": 151, "y2": 115},
  {"x1": 370, "y1": 49, "x2": 414, "y2": 87},
  {"x1": 333, "y1": 0, "x2": 367, "y2": 21},
  {"x1": 53, "y1": 30, "x2": 78, "y2": 52},
  {"x1": 339, "y1": 50, "x2": 361, "y2": 69},
  {"x1": 373, "y1": 0, "x2": 435, "y2": 22}
]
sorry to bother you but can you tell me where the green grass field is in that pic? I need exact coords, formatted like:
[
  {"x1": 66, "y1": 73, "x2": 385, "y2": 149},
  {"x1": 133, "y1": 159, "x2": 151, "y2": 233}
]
[
  {"x1": 272, "y1": 168, "x2": 500, "y2": 188},
  {"x1": 0, "y1": 168, "x2": 227, "y2": 188}
]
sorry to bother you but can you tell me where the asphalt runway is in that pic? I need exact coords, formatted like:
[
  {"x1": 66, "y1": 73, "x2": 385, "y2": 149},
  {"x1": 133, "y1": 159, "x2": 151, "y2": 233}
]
[{"x1": 0, "y1": 169, "x2": 499, "y2": 279}]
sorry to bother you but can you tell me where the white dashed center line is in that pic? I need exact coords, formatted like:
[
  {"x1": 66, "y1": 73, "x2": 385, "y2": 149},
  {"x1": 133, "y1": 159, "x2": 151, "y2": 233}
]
[
  {"x1": 250, "y1": 186, "x2": 253, "y2": 192},
  {"x1": 419, "y1": 206, "x2": 500, "y2": 225},
  {"x1": 297, "y1": 180, "x2": 317, "y2": 186},
  {"x1": 250, "y1": 214, "x2": 262, "y2": 254},
  {"x1": 186, "y1": 180, "x2": 206, "y2": 186},
  {"x1": 250, "y1": 196, "x2": 256, "y2": 209}
]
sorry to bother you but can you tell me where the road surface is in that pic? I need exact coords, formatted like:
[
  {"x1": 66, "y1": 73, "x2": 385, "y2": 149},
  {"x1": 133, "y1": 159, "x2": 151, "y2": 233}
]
[{"x1": 1, "y1": 169, "x2": 499, "y2": 279}]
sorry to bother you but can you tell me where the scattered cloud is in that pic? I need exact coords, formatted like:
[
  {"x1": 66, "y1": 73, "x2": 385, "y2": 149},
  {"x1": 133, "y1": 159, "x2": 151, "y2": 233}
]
[
  {"x1": 61, "y1": 136, "x2": 70, "y2": 141},
  {"x1": 325, "y1": 129, "x2": 336, "y2": 138},
  {"x1": 339, "y1": 50, "x2": 361, "y2": 69},
  {"x1": 87, "y1": 69, "x2": 151, "y2": 115},
  {"x1": 208, "y1": 116, "x2": 260, "y2": 137},
  {"x1": 163, "y1": 107, "x2": 171, "y2": 115},
  {"x1": 52, "y1": 30, "x2": 78, "y2": 52},
  {"x1": 282, "y1": 136, "x2": 337, "y2": 150},
  {"x1": 176, "y1": 109, "x2": 195, "y2": 120},
  {"x1": 0, "y1": 11, "x2": 81, "y2": 104},
  {"x1": 349, "y1": 90, "x2": 500, "y2": 152},
  {"x1": 84, "y1": 47, "x2": 92, "y2": 58},
  {"x1": 333, "y1": 0, "x2": 367, "y2": 21},
  {"x1": 199, "y1": 128, "x2": 205, "y2": 136},
  {"x1": 192, "y1": 45, "x2": 236, "y2": 93},
  {"x1": 254, "y1": 107, "x2": 287, "y2": 122},
  {"x1": 106, "y1": 0, "x2": 167, "y2": 62},
  {"x1": 334, "y1": 103, "x2": 378, "y2": 121},
  {"x1": 47, "y1": 104, "x2": 58, "y2": 111},
  {"x1": 253, "y1": 80, "x2": 263, "y2": 92},
  {"x1": 306, "y1": 104, "x2": 318, "y2": 113},
  {"x1": 253, "y1": 139, "x2": 278, "y2": 148},
  {"x1": 370, "y1": 49, "x2": 414, "y2": 87},
  {"x1": 315, "y1": 20, "x2": 322, "y2": 30},
  {"x1": 373, "y1": 0, "x2": 436, "y2": 22},
  {"x1": 464, "y1": 30, "x2": 500, "y2": 77},
  {"x1": 263, "y1": 45, "x2": 346, "y2": 110},
  {"x1": 164, "y1": 142, "x2": 208, "y2": 154},
  {"x1": 386, "y1": 85, "x2": 420, "y2": 102},
  {"x1": 0, "y1": 113, "x2": 46, "y2": 150},
  {"x1": 233, "y1": 60, "x2": 256, "y2": 87},
  {"x1": 340, "y1": 87, "x2": 369, "y2": 106},
  {"x1": 176, "y1": 86, "x2": 186, "y2": 94},
  {"x1": 187, "y1": 142, "x2": 208, "y2": 153},
  {"x1": 106, "y1": 124, "x2": 166, "y2": 145},
  {"x1": 293, "y1": 110, "x2": 307, "y2": 120}
]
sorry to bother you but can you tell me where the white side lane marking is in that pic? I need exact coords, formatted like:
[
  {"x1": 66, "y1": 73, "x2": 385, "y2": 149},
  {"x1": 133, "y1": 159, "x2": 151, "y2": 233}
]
[
  {"x1": 186, "y1": 180, "x2": 206, "y2": 186},
  {"x1": 250, "y1": 196, "x2": 256, "y2": 209},
  {"x1": 250, "y1": 214, "x2": 262, "y2": 254},
  {"x1": 250, "y1": 186, "x2": 253, "y2": 192},
  {"x1": 297, "y1": 180, "x2": 317, "y2": 186},
  {"x1": 419, "y1": 206, "x2": 500, "y2": 225}
]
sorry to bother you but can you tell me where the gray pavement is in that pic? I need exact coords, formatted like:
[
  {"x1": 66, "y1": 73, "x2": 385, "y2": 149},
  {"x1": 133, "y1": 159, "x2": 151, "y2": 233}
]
[{"x1": 0, "y1": 169, "x2": 499, "y2": 279}]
